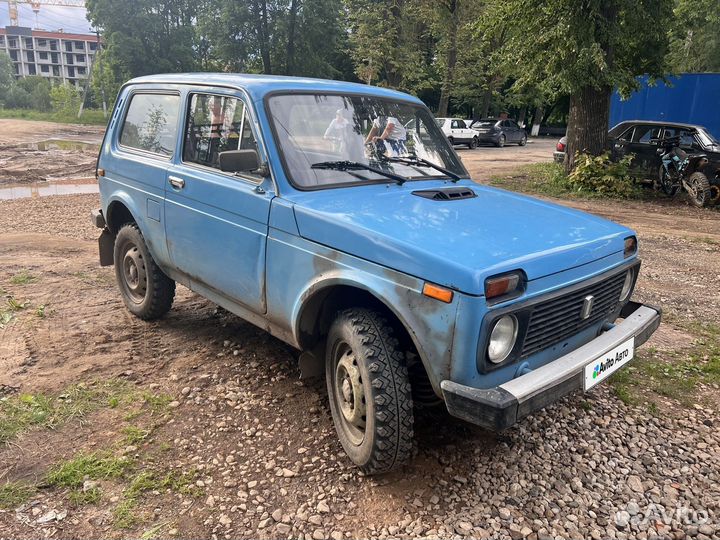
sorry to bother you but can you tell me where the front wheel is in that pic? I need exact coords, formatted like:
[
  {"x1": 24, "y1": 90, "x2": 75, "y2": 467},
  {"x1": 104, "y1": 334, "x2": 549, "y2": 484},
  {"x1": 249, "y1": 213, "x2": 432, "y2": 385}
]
[
  {"x1": 519, "y1": 134, "x2": 527, "y2": 146},
  {"x1": 447, "y1": 136, "x2": 454, "y2": 146},
  {"x1": 326, "y1": 308, "x2": 414, "y2": 474},
  {"x1": 468, "y1": 137, "x2": 478, "y2": 149},
  {"x1": 496, "y1": 135, "x2": 506, "y2": 148},
  {"x1": 687, "y1": 172, "x2": 711, "y2": 208},
  {"x1": 114, "y1": 223, "x2": 175, "y2": 320}
]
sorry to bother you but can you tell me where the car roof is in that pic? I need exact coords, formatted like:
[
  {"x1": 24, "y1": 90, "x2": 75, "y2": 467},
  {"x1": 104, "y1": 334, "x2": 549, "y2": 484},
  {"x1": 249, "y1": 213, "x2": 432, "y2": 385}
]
[
  {"x1": 125, "y1": 73, "x2": 425, "y2": 105},
  {"x1": 612, "y1": 119, "x2": 707, "y2": 130}
]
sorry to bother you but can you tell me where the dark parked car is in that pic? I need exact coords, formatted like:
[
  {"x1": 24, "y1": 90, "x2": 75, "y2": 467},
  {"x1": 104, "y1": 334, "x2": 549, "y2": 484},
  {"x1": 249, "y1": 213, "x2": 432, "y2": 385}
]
[
  {"x1": 554, "y1": 121, "x2": 720, "y2": 202},
  {"x1": 470, "y1": 118, "x2": 527, "y2": 147}
]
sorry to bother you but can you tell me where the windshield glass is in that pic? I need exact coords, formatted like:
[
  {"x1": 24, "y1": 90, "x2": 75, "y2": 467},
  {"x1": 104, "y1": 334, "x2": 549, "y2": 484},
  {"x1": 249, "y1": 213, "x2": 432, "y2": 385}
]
[
  {"x1": 697, "y1": 128, "x2": 719, "y2": 147},
  {"x1": 267, "y1": 94, "x2": 467, "y2": 189}
]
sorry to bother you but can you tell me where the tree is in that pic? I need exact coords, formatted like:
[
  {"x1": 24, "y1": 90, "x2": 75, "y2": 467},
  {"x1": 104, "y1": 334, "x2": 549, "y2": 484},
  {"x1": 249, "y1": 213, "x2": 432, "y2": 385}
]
[
  {"x1": 18, "y1": 76, "x2": 52, "y2": 111},
  {"x1": 668, "y1": 0, "x2": 720, "y2": 73},
  {"x1": 0, "y1": 52, "x2": 16, "y2": 105},
  {"x1": 501, "y1": 0, "x2": 672, "y2": 171}
]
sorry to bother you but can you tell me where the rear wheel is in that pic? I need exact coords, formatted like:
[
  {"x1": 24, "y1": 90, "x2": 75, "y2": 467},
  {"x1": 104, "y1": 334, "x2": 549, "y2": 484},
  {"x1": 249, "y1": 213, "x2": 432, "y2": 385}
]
[
  {"x1": 114, "y1": 223, "x2": 175, "y2": 320},
  {"x1": 325, "y1": 308, "x2": 414, "y2": 474},
  {"x1": 658, "y1": 165, "x2": 679, "y2": 197},
  {"x1": 687, "y1": 172, "x2": 711, "y2": 208},
  {"x1": 496, "y1": 134, "x2": 506, "y2": 148},
  {"x1": 468, "y1": 137, "x2": 478, "y2": 149},
  {"x1": 709, "y1": 182, "x2": 720, "y2": 205}
]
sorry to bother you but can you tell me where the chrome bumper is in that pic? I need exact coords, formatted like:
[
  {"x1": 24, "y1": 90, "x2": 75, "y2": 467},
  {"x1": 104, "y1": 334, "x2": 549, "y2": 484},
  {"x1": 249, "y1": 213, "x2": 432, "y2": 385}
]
[{"x1": 441, "y1": 301, "x2": 661, "y2": 430}]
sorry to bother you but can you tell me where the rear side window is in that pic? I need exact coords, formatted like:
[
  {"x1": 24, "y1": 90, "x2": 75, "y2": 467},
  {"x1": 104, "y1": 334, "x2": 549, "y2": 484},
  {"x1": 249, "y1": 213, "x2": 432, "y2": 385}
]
[
  {"x1": 632, "y1": 125, "x2": 662, "y2": 144},
  {"x1": 183, "y1": 93, "x2": 260, "y2": 174},
  {"x1": 119, "y1": 93, "x2": 180, "y2": 156}
]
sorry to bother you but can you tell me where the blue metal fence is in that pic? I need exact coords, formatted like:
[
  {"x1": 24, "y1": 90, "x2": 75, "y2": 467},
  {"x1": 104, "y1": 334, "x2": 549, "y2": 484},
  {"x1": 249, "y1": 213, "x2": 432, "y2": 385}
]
[{"x1": 610, "y1": 73, "x2": 720, "y2": 138}]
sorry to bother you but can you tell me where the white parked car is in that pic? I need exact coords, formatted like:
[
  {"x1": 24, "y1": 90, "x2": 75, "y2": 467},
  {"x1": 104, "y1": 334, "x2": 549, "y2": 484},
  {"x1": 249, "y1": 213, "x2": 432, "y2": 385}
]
[{"x1": 435, "y1": 117, "x2": 479, "y2": 149}]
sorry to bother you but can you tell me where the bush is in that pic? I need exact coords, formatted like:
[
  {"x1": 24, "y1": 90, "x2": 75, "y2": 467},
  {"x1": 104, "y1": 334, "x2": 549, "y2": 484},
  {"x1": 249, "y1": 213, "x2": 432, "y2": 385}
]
[
  {"x1": 3, "y1": 85, "x2": 31, "y2": 109},
  {"x1": 565, "y1": 152, "x2": 638, "y2": 198},
  {"x1": 18, "y1": 76, "x2": 52, "y2": 111},
  {"x1": 50, "y1": 83, "x2": 82, "y2": 117}
]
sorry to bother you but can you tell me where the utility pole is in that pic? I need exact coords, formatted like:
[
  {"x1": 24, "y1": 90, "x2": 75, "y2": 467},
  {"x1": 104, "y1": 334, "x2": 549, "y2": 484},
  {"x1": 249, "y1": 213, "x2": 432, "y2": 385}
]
[{"x1": 96, "y1": 28, "x2": 107, "y2": 118}]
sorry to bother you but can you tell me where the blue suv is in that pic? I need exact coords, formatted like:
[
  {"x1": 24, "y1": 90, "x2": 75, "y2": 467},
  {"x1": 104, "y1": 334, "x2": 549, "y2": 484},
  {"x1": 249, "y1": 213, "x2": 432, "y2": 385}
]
[{"x1": 92, "y1": 74, "x2": 660, "y2": 473}]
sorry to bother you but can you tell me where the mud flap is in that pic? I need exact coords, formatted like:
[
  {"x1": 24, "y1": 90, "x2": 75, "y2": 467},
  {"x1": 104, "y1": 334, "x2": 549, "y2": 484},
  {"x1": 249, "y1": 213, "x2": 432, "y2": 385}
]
[{"x1": 98, "y1": 228, "x2": 114, "y2": 266}]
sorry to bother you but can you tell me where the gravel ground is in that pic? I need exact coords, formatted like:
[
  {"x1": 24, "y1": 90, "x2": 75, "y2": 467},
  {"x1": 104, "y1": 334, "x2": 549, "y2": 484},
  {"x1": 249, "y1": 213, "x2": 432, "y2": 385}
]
[{"x1": 0, "y1": 121, "x2": 719, "y2": 539}]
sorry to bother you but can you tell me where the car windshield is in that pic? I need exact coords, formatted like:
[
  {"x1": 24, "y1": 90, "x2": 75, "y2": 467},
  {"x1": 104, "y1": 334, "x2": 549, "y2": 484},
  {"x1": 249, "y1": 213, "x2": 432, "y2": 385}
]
[
  {"x1": 697, "y1": 128, "x2": 719, "y2": 147},
  {"x1": 267, "y1": 94, "x2": 467, "y2": 189}
]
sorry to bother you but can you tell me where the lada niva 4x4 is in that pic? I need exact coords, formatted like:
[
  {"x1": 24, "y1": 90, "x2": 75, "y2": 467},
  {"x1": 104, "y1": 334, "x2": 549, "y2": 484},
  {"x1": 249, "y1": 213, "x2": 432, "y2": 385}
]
[{"x1": 92, "y1": 74, "x2": 661, "y2": 473}]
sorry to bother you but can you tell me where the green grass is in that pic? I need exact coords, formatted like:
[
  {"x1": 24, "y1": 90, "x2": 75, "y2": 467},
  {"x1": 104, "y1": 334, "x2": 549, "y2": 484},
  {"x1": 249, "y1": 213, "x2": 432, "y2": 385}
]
[
  {"x1": 0, "y1": 107, "x2": 108, "y2": 125},
  {"x1": 490, "y1": 162, "x2": 652, "y2": 201},
  {"x1": 69, "y1": 486, "x2": 102, "y2": 506},
  {"x1": 122, "y1": 425, "x2": 152, "y2": 446},
  {"x1": 10, "y1": 271, "x2": 38, "y2": 285},
  {"x1": 0, "y1": 482, "x2": 35, "y2": 509},
  {"x1": 46, "y1": 452, "x2": 133, "y2": 488},
  {"x1": 0, "y1": 380, "x2": 131, "y2": 444},
  {"x1": 609, "y1": 322, "x2": 720, "y2": 408}
]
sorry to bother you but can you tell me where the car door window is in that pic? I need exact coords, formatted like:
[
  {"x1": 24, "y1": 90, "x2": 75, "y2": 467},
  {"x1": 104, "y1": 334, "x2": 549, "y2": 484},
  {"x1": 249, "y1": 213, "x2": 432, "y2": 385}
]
[
  {"x1": 632, "y1": 125, "x2": 661, "y2": 144},
  {"x1": 663, "y1": 127, "x2": 697, "y2": 148},
  {"x1": 119, "y1": 93, "x2": 180, "y2": 157},
  {"x1": 183, "y1": 93, "x2": 261, "y2": 178},
  {"x1": 451, "y1": 120, "x2": 460, "y2": 129},
  {"x1": 617, "y1": 127, "x2": 634, "y2": 142}
]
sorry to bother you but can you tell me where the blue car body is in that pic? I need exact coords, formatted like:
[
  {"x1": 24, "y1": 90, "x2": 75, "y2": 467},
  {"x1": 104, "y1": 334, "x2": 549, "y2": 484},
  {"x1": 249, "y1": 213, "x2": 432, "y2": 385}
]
[{"x1": 93, "y1": 73, "x2": 660, "y2": 434}]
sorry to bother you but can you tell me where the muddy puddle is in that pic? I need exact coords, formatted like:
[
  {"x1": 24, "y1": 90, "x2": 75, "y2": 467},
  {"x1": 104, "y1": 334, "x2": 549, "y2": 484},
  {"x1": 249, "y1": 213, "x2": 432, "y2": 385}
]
[
  {"x1": 0, "y1": 177, "x2": 98, "y2": 200},
  {"x1": 1, "y1": 137, "x2": 100, "y2": 185}
]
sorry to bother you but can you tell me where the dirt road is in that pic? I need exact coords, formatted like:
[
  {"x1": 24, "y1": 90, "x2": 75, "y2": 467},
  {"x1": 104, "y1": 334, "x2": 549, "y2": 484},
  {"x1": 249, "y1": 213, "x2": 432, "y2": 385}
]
[{"x1": 0, "y1": 121, "x2": 719, "y2": 539}]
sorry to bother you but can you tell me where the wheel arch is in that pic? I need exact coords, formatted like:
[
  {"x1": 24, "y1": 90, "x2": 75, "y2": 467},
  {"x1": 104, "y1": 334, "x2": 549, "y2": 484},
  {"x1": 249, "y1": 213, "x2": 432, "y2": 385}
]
[
  {"x1": 105, "y1": 194, "x2": 141, "y2": 234},
  {"x1": 293, "y1": 279, "x2": 438, "y2": 400}
]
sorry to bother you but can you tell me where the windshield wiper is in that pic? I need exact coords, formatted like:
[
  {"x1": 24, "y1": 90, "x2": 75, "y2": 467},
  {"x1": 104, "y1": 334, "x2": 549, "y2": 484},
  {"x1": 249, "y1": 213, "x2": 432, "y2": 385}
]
[
  {"x1": 383, "y1": 156, "x2": 462, "y2": 182},
  {"x1": 311, "y1": 160, "x2": 409, "y2": 185}
]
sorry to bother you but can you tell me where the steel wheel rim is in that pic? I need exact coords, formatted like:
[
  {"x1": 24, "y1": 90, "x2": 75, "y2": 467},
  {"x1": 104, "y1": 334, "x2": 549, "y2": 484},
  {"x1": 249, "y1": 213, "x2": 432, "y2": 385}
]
[
  {"x1": 122, "y1": 244, "x2": 147, "y2": 303},
  {"x1": 333, "y1": 342, "x2": 366, "y2": 446},
  {"x1": 690, "y1": 178, "x2": 706, "y2": 204}
]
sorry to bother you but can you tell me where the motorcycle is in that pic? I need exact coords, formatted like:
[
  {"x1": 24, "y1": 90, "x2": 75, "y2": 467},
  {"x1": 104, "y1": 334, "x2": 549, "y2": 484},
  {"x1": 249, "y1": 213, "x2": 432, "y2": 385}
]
[{"x1": 653, "y1": 134, "x2": 712, "y2": 208}]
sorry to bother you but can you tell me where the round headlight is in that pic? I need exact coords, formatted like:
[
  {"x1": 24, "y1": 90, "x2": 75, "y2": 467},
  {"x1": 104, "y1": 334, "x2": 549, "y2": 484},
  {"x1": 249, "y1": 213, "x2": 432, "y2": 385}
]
[
  {"x1": 620, "y1": 269, "x2": 634, "y2": 302},
  {"x1": 488, "y1": 315, "x2": 518, "y2": 364}
]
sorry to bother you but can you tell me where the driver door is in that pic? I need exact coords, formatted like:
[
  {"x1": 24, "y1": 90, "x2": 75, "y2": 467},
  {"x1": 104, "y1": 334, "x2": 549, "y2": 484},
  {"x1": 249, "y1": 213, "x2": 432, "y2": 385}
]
[{"x1": 164, "y1": 90, "x2": 273, "y2": 314}]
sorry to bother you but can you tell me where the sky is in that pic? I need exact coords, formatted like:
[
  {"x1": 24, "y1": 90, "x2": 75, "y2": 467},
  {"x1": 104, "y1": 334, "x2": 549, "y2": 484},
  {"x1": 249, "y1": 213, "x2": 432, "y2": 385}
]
[{"x1": 0, "y1": 3, "x2": 92, "y2": 34}]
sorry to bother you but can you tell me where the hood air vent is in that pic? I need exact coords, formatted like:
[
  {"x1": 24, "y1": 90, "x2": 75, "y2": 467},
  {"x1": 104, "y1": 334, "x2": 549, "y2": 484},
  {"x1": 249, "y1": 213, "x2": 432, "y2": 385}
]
[{"x1": 412, "y1": 187, "x2": 476, "y2": 201}]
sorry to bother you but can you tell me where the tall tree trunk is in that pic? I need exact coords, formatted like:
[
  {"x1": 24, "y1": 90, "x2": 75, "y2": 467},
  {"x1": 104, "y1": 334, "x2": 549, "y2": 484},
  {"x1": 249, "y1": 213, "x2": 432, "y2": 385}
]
[
  {"x1": 480, "y1": 88, "x2": 492, "y2": 119},
  {"x1": 252, "y1": 0, "x2": 272, "y2": 74},
  {"x1": 564, "y1": 85, "x2": 611, "y2": 172},
  {"x1": 517, "y1": 105, "x2": 526, "y2": 127},
  {"x1": 286, "y1": 0, "x2": 299, "y2": 75},
  {"x1": 437, "y1": 0, "x2": 459, "y2": 117},
  {"x1": 530, "y1": 105, "x2": 543, "y2": 137}
]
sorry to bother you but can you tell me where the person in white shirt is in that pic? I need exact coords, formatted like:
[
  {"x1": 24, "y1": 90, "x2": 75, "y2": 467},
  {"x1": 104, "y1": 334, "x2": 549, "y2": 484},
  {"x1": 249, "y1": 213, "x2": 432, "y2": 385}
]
[
  {"x1": 324, "y1": 109, "x2": 351, "y2": 153},
  {"x1": 365, "y1": 115, "x2": 407, "y2": 157}
]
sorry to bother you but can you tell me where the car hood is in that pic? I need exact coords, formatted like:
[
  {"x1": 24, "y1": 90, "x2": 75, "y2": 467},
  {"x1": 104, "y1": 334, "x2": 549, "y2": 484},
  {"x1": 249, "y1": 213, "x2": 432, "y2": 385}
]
[{"x1": 289, "y1": 181, "x2": 633, "y2": 295}]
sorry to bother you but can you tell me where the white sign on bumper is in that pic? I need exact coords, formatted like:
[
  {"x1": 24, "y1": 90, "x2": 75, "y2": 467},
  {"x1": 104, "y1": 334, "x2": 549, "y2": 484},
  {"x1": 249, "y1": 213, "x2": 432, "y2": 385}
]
[{"x1": 583, "y1": 337, "x2": 635, "y2": 391}]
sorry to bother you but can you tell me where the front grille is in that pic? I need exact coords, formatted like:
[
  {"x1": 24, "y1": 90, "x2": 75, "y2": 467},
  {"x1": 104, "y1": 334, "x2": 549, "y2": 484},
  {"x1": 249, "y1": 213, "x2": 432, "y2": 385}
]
[{"x1": 520, "y1": 271, "x2": 626, "y2": 357}]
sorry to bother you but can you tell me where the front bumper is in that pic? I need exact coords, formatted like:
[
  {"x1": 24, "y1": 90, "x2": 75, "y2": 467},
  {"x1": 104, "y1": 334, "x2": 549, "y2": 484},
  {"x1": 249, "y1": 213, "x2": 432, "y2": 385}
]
[{"x1": 440, "y1": 301, "x2": 661, "y2": 430}]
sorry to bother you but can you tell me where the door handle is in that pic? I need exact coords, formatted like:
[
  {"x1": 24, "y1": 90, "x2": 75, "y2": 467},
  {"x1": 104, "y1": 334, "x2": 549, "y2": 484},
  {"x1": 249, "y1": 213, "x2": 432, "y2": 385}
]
[{"x1": 168, "y1": 176, "x2": 185, "y2": 189}]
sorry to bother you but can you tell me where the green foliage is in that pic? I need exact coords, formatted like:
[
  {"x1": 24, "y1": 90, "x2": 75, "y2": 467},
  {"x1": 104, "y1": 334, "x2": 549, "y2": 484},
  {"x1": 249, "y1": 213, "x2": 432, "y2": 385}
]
[
  {"x1": 0, "y1": 108, "x2": 108, "y2": 125},
  {"x1": 565, "y1": 152, "x2": 639, "y2": 197},
  {"x1": 668, "y1": 0, "x2": 720, "y2": 73},
  {"x1": 0, "y1": 482, "x2": 35, "y2": 509},
  {"x1": 17, "y1": 76, "x2": 52, "y2": 111},
  {"x1": 50, "y1": 83, "x2": 82, "y2": 117},
  {"x1": 0, "y1": 380, "x2": 130, "y2": 444},
  {"x1": 46, "y1": 452, "x2": 133, "y2": 488},
  {"x1": 10, "y1": 271, "x2": 37, "y2": 285}
]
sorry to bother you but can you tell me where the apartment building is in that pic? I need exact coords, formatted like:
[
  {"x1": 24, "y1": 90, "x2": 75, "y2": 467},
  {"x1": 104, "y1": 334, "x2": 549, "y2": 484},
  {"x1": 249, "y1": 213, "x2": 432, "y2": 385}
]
[{"x1": 0, "y1": 26, "x2": 98, "y2": 86}]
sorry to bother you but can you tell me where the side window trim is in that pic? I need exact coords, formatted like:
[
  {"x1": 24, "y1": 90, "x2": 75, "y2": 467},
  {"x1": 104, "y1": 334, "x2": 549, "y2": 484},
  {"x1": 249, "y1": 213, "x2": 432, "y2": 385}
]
[
  {"x1": 117, "y1": 90, "x2": 181, "y2": 160},
  {"x1": 180, "y1": 90, "x2": 262, "y2": 185}
]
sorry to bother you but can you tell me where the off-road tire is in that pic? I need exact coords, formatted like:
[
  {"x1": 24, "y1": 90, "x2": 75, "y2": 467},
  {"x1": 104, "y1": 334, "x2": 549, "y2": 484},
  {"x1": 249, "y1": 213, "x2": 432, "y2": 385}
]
[
  {"x1": 468, "y1": 137, "x2": 478, "y2": 149},
  {"x1": 114, "y1": 223, "x2": 175, "y2": 320},
  {"x1": 687, "y1": 171, "x2": 711, "y2": 208},
  {"x1": 325, "y1": 308, "x2": 414, "y2": 474},
  {"x1": 709, "y1": 182, "x2": 720, "y2": 205},
  {"x1": 496, "y1": 134, "x2": 506, "y2": 148},
  {"x1": 658, "y1": 165, "x2": 679, "y2": 197}
]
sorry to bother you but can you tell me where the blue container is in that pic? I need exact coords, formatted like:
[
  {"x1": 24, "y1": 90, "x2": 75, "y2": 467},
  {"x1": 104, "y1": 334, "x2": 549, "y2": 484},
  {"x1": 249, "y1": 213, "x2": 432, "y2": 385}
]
[{"x1": 610, "y1": 73, "x2": 720, "y2": 138}]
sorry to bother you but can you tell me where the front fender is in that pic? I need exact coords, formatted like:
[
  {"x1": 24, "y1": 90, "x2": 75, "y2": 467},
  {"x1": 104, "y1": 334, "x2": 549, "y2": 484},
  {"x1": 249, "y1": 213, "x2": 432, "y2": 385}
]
[{"x1": 265, "y1": 231, "x2": 459, "y2": 393}]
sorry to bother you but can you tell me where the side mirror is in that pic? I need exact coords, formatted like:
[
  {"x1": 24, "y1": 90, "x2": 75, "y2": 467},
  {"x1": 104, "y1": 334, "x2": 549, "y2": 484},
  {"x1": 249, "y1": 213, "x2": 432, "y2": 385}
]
[{"x1": 219, "y1": 149, "x2": 260, "y2": 174}]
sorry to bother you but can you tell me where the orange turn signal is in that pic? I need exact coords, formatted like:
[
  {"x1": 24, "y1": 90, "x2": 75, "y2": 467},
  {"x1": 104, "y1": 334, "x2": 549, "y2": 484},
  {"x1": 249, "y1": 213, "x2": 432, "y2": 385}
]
[
  {"x1": 485, "y1": 273, "x2": 521, "y2": 299},
  {"x1": 422, "y1": 282, "x2": 453, "y2": 303}
]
